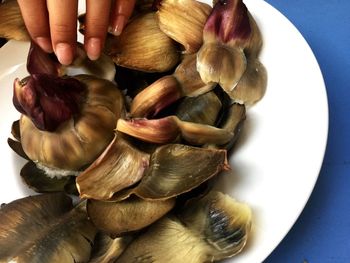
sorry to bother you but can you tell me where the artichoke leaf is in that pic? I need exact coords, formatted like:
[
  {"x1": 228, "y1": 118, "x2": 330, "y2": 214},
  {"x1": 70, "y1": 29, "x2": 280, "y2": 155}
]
[
  {"x1": 89, "y1": 233, "x2": 133, "y2": 263},
  {"x1": 11, "y1": 119, "x2": 21, "y2": 140},
  {"x1": 179, "y1": 191, "x2": 252, "y2": 261},
  {"x1": 87, "y1": 196, "x2": 175, "y2": 237},
  {"x1": 231, "y1": 59, "x2": 267, "y2": 105},
  {"x1": 156, "y1": 0, "x2": 212, "y2": 54},
  {"x1": 20, "y1": 161, "x2": 75, "y2": 193},
  {"x1": 115, "y1": 191, "x2": 252, "y2": 262},
  {"x1": 175, "y1": 91, "x2": 222, "y2": 125},
  {"x1": 0, "y1": 193, "x2": 97, "y2": 263},
  {"x1": 205, "y1": 103, "x2": 246, "y2": 150},
  {"x1": 7, "y1": 137, "x2": 29, "y2": 160},
  {"x1": 132, "y1": 144, "x2": 229, "y2": 200},
  {"x1": 105, "y1": 12, "x2": 180, "y2": 72},
  {"x1": 77, "y1": 135, "x2": 150, "y2": 200},
  {"x1": 117, "y1": 115, "x2": 234, "y2": 146}
]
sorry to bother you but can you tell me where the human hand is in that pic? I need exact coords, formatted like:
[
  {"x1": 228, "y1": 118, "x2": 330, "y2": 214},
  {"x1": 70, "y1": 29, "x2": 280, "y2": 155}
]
[{"x1": 17, "y1": 0, "x2": 136, "y2": 65}]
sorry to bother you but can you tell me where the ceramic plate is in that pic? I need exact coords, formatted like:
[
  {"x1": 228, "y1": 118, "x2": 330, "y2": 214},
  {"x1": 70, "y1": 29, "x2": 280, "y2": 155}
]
[{"x1": 0, "y1": 0, "x2": 328, "y2": 262}]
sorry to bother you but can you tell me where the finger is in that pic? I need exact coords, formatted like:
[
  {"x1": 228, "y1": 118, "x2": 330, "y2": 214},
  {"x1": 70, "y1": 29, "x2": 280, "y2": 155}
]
[
  {"x1": 17, "y1": 0, "x2": 52, "y2": 52},
  {"x1": 85, "y1": 0, "x2": 111, "y2": 60},
  {"x1": 110, "y1": 0, "x2": 136, "y2": 36},
  {"x1": 47, "y1": 0, "x2": 78, "y2": 65}
]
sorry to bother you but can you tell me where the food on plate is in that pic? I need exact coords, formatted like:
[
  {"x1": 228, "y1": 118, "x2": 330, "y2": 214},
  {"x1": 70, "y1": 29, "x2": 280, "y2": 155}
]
[
  {"x1": 115, "y1": 191, "x2": 252, "y2": 262},
  {"x1": 104, "y1": 12, "x2": 180, "y2": 72},
  {"x1": 1, "y1": 0, "x2": 268, "y2": 262},
  {"x1": 0, "y1": 193, "x2": 96, "y2": 263},
  {"x1": 197, "y1": 0, "x2": 267, "y2": 103},
  {"x1": 156, "y1": 0, "x2": 212, "y2": 54}
]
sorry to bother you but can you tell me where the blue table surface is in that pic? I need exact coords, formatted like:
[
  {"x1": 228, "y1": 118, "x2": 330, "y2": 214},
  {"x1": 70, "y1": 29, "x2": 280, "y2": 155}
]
[{"x1": 262, "y1": 0, "x2": 350, "y2": 262}]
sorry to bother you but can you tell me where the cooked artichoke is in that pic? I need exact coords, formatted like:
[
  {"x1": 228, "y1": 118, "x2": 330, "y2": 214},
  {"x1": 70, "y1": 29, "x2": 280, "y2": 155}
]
[
  {"x1": 16, "y1": 74, "x2": 125, "y2": 175},
  {"x1": 115, "y1": 191, "x2": 252, "y2": 262},
  {"x1": 0, "y1": 193, "x2": 97, "y2": 263}
]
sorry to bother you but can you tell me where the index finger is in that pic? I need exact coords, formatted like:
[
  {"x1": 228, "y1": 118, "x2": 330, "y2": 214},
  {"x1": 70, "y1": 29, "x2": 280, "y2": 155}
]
[{"x1": 47, "y1": 0, "x2": 78, "y2": 65}]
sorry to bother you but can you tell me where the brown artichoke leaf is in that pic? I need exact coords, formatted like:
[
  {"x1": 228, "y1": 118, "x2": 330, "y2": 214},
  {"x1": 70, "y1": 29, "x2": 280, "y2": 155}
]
[
  {"x1": 87, "y1": 196, "x2": 175, "y2": 237},
  {"x1": 156, "y1": 0, "x2": 212, "y2": 54},
  {"x1": 11, "y1": 119, "x2": 21, "y2": 140},
  {"x1": 205, "y1": 102, "x2": 246, "y2": 150},
  {"x1": 115, "y1": 191, "x2": 252, "y2": 262},
  {"x1": 0, "y1": 193, "x2": 97, "y2": 263},
  {"x1": 7, "y1": 137, "x2": 29, "y2": 160},
  {"x1": 132, "y1": 144, "x2": 229, "y2": 200},
  {"x1": 231, "y1": 59, "x2": 268, "y2": 105},
  {"x1": 89, "y1": 233, "x2": 133, "y2": 263},
  {"x1": 130, "y1": 75, "x2": 182, "y2": 118},
  {"x1": 77, "y1": 135, "x2": 150, "y2": 200},
  {"x1": 0, "y1": 0, "x2": 29, "y2": 40},
  {"x1": 175, "y1": 91, "x2": 222, "y2": 125},
  {"x1": 117, "y1": 115, "x2": 234, "y2": 146},
  {"x1": 105, "y1": 12, "x2": 180, "y2": 72},
  {"x1": 20, "y1": 161, "x2": 75, "y2": 193}
]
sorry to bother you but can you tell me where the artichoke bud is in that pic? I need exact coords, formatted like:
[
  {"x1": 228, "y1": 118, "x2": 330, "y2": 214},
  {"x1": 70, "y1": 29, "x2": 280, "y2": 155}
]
[
  {"x1": 117, "y1": 116, "x2": 234, "y2": 146},
  {"x1": 105, "y1": 12, "x2": 180, "y2": 72},
  {"x1": 13, "y1": 74, "x2": 86, "y2": 132},
  {"x1": 18, "y1": 75, "x2": 125, "y2": 173},
  {"x1": 156, "y1": 0, "x2": 212, "y2": 54},
  {"x1": 197, "y1": 0, "x2": 253, "y2": 94},
  {"x1": 130, "y1": 75, "x2": 182, "y2": 118},
  {"x1": 0, "y1": 0, "x2": 29, "y2": 40}
]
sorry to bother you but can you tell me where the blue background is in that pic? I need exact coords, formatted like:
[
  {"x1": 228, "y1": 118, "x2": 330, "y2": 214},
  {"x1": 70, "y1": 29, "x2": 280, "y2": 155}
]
[{"x1": 263, "y1": 1, "x2": 350, "y2": 262}]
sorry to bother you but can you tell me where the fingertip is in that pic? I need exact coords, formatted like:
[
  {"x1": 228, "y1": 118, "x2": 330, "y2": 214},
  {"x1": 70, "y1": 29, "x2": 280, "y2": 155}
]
[
  {"x1": 55, "y1": 42, "x2": 74, "y2": 65},
  {"x1": 111, "y1": 15, "x2": 127, "y2": 36},
  {"x1": 85, "y1": 37, "x2": 102, "y2": 60},
  {"x1": 35, "y1": 37, "x2": 53, "y2": 53}
]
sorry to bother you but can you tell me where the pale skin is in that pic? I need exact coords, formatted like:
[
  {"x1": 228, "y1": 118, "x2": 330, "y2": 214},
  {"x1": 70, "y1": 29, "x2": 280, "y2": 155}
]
[{"x1": 17, "y1": 0, "x2": 136, "y2": 65}]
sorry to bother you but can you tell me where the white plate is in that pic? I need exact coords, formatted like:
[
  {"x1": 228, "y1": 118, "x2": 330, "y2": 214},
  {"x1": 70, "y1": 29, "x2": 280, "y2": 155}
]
[{"x1": 0, "y1": 0, "x2": 328, "y2": 262}]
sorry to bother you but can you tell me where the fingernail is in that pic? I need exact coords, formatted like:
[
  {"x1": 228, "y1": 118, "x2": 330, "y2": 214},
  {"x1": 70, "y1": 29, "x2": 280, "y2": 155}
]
[
  {"x1": 86, "y1": 37, "x2": 101, "y2": 61},
  {"x1": 35, "y1": 37, "x2": 53, "y2": 53},
  {"x1": 111, "y1": 15, "x2": 126, "y2": 36},
  {"x1": 55, "y1": 43, "x2": 74, "y2": 65}
]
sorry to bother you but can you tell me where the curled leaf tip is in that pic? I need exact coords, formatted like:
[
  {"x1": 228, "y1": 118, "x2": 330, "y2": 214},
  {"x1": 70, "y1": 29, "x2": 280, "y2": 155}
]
[
  {"x1": 13, "y1": 74, "x2": 86, "y2": 132},
  {"x1": 27, "y1": 41, "x2": 62, "y2": 76}
]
